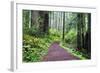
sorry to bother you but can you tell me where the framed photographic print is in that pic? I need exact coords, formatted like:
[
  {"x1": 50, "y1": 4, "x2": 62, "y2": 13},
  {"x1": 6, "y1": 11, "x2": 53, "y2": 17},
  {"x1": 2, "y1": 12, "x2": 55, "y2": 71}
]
[{"x1": 11, "y1": 1, "x2": 97, "y2": 71}]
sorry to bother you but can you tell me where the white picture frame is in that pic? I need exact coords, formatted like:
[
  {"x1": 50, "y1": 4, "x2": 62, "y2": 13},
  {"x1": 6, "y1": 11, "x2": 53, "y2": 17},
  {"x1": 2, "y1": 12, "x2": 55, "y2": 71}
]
[{"x1": 11, "y1": 1, "x2": 97, "y2": 72}]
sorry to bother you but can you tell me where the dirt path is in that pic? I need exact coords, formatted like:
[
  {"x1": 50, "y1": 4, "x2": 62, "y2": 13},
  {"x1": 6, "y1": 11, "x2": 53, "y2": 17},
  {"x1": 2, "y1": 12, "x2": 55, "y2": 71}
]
[{"x1": 42, "y1": 42, "x2": 80, "y2": 61}]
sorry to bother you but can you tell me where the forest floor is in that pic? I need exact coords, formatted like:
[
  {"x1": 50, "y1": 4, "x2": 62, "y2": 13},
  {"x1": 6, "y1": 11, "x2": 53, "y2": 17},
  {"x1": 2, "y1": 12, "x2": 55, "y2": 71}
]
[{"x1": 42, "y1": 42, "x2": 80, "y2": 61}]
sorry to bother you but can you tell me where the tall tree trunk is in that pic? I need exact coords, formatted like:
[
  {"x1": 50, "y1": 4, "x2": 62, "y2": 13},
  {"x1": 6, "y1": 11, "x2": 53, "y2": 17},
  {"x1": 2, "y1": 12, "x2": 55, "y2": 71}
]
[
  {"x1": 43, "y1": 12, "x2": 49, "y2": 33},
  {"x1": 62, "y1": 12, "x2": 65, "y2": 40},
  {"x1": 29, "y1": 10, "x2": 31, "y2": 28},
  {"x1": 85, "y1": 13, "x2": 91, "y2": 58},
  {"x1": 82, "y1": 14, "x2": 86, "y2": 49},
  {"x1": 31, "y1": 11, "x2": 39, "y2": 28},
  {"x1": 88, "y1": 13, "x2": 91, "y2": 58},
  {"x1": 77, "y1": 13, "x2": 82, "y2": 50}
]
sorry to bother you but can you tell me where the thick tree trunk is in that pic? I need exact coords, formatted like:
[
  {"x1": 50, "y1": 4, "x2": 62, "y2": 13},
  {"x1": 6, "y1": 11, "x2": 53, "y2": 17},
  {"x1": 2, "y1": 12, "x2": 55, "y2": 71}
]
[
  {"x1": 43, "y1": 12, "x2": 49, "y2": 33},
  {"x1": 77, "y1": 14, "x2": 82, "y2": 50},
  {"x1": 84, "y1": 13, "x2": 91, "y2": 58},
  {"x1": 88, "y1": 13, "x2": 91, "y2": 54},
  {"x1": 31, "y1": 11, "x2": 39, "y2": 26},
  {"x1": 77, "y1": 13, "x2": 85, "y2": 50}
]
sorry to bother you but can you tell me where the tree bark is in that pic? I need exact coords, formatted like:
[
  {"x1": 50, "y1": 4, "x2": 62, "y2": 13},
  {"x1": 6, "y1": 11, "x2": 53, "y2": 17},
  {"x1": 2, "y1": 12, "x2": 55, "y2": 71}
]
[
  {"x1": 77, "y1": 13, "x2": 82, "y2": 50},
  {"x1": 62, "y1": 12, "x2": 65, "y2": 40}
]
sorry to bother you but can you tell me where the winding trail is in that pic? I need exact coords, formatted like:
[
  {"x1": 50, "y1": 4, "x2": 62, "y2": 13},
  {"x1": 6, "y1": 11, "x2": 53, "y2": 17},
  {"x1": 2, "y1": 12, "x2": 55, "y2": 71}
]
[{"x1": 43, "y1": 42, "x2": 80, "y2": 61}]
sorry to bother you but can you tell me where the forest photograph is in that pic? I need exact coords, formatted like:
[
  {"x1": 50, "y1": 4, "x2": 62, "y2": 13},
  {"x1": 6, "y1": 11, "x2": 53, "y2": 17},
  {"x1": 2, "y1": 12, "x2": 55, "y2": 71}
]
[{"x1": 22, "y1": 10, "x2": 91, "y2": 62}]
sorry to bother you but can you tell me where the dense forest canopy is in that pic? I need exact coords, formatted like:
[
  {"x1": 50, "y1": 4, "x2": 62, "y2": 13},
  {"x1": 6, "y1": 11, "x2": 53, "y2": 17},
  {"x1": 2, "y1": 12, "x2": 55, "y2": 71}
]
[{"x1": 23, "y1": 10, "x2": 91, "y2": 62}]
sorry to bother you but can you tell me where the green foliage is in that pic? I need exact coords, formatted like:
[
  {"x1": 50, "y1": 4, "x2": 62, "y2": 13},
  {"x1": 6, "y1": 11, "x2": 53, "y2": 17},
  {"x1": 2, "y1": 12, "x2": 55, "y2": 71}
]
[
  {"x1": 23, "y1": 25, "x2": 45, "y2": 38},
  {"x1": 23, "y1": 34, "x2": 50, "y2": 62},
  {"x1": 60, "y1": 44, "x2": 87, "y2": 59},
  {"x1": 49, "y1": 28, "x2": 61, "y2": 42},
  {"x1": 65, "y1": 28, "x2": 77, "y2": 44},
  {"x1": 23, "y1": 10, "x2": 30, "y2": 28},
  {"x1": 23, "y1": 47, "x2": 40, "y2": 62},
  {"x1": 49, "y1": 28, "x2": 60, "y2": 36},
  {"x1": 23, "y1": 28, "x2": 62, "y2": 62},
  {"x1": 62, "y1": 28, "x2": 77, "y2": 48},
  {"x1": 22, "y1": 10, "x2": 90, "y2": 62}
]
